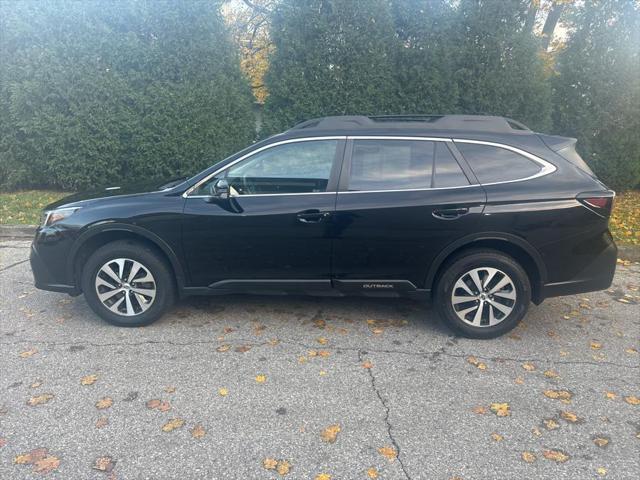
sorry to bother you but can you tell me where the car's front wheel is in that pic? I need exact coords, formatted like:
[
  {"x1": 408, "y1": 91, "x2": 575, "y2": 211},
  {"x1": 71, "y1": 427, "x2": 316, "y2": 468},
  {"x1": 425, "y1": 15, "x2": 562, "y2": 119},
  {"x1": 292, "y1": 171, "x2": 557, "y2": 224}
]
[
  {"x1": 81, "y1": 240, "x2": 175, "y2": 327},
  {"x1": 435, "y1": 250, "x2": 531, "y2": 339}
]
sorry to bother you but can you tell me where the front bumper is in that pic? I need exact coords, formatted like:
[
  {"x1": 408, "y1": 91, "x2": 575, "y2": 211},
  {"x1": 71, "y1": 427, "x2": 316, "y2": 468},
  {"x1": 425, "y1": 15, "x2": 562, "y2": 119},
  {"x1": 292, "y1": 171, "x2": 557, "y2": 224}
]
[
  {"x1": 541, "y1": 233, "x2": 617, "y2": 299},
  {"x1": 30, "y1": 240, "x2": 80, "y2": 296}
]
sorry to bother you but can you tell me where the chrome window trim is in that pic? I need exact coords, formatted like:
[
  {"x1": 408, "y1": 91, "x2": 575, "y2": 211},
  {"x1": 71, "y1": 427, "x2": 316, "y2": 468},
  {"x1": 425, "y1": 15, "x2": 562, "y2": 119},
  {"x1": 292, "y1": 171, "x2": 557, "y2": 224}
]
[
  {"x1": 184, "y1": 135, "x2": 557, "y2": 199},
  {"x1": 183, "y1": 136, "x2": 347, "y2": 198},
  {"x1": 452, "y1": 138, "x2": 556, "y2": 185}
]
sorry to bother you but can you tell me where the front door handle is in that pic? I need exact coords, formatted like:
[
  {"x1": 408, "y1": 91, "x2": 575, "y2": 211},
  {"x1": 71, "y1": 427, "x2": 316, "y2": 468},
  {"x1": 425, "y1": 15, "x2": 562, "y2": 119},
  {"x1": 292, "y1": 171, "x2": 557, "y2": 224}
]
[
  {"x1": 296, "y1": 209, "x2": 331, "y2": 223},
  {"x1": 432, "y1": 207, "x2": 469, "y2": 220}
]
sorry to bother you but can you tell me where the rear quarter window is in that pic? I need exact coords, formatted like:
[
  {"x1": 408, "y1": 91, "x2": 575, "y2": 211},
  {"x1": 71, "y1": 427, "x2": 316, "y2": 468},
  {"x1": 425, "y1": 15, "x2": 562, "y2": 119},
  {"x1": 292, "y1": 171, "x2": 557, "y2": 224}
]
[{"x1": 455, "y1": 142, "x2": 542, "y2": 184}]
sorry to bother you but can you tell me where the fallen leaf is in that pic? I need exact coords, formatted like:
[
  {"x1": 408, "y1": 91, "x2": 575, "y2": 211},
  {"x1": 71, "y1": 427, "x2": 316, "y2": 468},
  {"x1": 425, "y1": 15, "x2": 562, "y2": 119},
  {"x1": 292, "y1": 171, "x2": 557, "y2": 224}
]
[
  {"x1": 33, "y1": 455, "x2": 60, "y2": 474},
  {"x1": 318, "y1": 350, "x2": 331, "y2": 357},
  {"x1": 544, "y1": 370, "x2": 559, "y2": 379},
  {"x1": 367, "y1": 467, "x2": 379, "y2": 478},
  {"x1": 543, "y1": 449, "x2": 570, "y2": 463},
  {"x1": 255, "y1": 374, "x2": 267, "y2": 383},
  {"x1": 371, "y1": 327, "x2": 384, "y2": 335},
  {"x1": 216, "y1": 344, "x2": 231, "y2": 352},
  {"x1": 560, "y1": 411, "x2": 580, "y2": 423},
  {"x1": 164, "y1": 386, "x2": 176, "y2": 393},
  {"x1": 543, "y1": 390, "x2": 572, "y2": 401},
  {"x1": 276, "y1": 460, "x2": 291, "y2": 475},
  {"x1": 27, "y1": 393, "x2": 54, "y2": 406},
  {"x1": 532, "y1": 427, "x2": 542, "y2": 437},
  {"x1": 467, "y1": 356, "x2": 487, "y2": 370},
  {"x1": 317, "y1": 337, "x2": 328, "y2": 345},
  {"x1": 625, "y1": 347, "x2": 638, "y2": 355},
  {"x1": 263, "y1": 458, "x2": 278, "y2": 470},
  {"x1": 490, "y1": 402, "x2": 510, "y2": 417},
  {"x1": 320, "y1": 424, "x2": 341, "y2": 443},
  {"x1": 95, "y1": 417, "x2": 109, "y2": 429},
  {"x1": 605, "y1": 391, "x2": 617, "y2": 400},
  {"x1": 218, "y1": 387, "x2": 229, "y2": 397},
  {"x1": 191, "y1": 425, "x2": 206, "y2": 439},
  {"x1": 543, "y1": 419, "x2": 560, "y2": 430},
  {"x1": 596, "y1": 467, "x2": 607, "y2": 476},
  {"x1": 625, "y1": 396, "x2": 640, "y2": 405},
  {"x1": 93, "y1": 456, "x2": 115, "y2": 472},
  {"x1": 491, "y1": 432, "x2": 504, "y2": 442},
  {"x1": 161, "y1": 418, "x2": 185, "y2": 432},
  {"x1": 14, "y1": 448, "x2": 49, "y2": 464},
  {"x1": 521, "y1": 451, "x2": 537, "y2": 463},
  {"x1": 95, "y1": 397, "x2": 113, "y2": 410},
  {"x1": 315, "y1": 474, "x2": 331, "y2": 480},
  {"x1": 593, "y1": 437, "x2": 609, "y2": 447},
  {"x1": 591, "y1": 341, "x2": 603, "y2": 350},
  {"x1": 522, "y1": 362, "x2": 536, "y2": 371},
  {"x1": 19, "y1": 348, "x2": 37, "y2": 358},
  {"x1": 30, "y1": 381, "x2": 42, "y2": 388},
  {"x1": 235, "y1": 345, "x2": 251, "y2": 353},
  {"x1": 472, "y1": 406, "x2": 487, "y2": 414},
  {"x1": 362, "y1": 360, "x2": 373, "y2": 369},
  {"x1": 378, "y1": 446, "x2": 397, "y2": 461},
  {"x1": 514, "y1": 376, "x2": 525, "y2": 385},
  {"x1": 81, "y1": 374, "x2": 98, "y2": 385}
]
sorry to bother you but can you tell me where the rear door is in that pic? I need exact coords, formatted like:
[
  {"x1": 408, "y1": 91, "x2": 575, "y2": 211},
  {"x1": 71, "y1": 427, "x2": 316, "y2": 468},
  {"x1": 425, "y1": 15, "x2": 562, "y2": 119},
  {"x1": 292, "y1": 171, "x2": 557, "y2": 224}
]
[
  {"x1": 182, "y1": 137, "x2": 345, "y2": 288},
  {"x1": 331, "y1": 136, "x2": 486, "y2": 291}
]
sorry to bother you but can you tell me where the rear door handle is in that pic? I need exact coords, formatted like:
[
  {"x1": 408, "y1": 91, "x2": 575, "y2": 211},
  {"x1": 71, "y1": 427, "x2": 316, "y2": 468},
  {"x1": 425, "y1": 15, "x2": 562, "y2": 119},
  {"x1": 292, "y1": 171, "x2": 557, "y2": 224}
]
[
  {"x1": 432, "y1": 208, "x2": 469, "y2": 220},
  {"x1": 296, "y1": 209, "x2": 331, "y2": 223}
]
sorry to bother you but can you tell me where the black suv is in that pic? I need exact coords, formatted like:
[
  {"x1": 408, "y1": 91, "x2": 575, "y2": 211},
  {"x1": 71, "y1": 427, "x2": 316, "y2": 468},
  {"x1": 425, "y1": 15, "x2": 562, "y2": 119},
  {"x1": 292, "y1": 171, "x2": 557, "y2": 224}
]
[{"x1": 31, "y1": 115, "x2": 617, "y2": 338}]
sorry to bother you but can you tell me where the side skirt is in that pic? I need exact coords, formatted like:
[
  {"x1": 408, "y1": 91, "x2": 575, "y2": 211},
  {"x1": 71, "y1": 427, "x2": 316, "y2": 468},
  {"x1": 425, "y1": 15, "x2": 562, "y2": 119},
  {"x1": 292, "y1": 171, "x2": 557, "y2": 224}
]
[{"x1": 181, "y1": 279, "x2": 430, "y2": 300}]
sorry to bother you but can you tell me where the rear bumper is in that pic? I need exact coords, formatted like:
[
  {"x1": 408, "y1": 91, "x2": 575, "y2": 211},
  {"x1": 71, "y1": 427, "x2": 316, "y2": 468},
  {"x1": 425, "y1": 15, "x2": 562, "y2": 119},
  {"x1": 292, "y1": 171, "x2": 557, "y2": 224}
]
[
  {"x1": 30, "y1": 243, "x2": 80, "y2": 295},
  {"x1": 541, "y1": 233, "x2": 617, "y2": 300}
]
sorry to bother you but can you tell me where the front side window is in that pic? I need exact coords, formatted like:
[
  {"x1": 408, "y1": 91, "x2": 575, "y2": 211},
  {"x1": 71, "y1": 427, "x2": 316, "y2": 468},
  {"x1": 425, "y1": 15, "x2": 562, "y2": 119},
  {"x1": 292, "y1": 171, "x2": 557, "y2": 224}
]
[
  {"x1": 191, "y1": 140, "x2": 338, "y2": 196},
  {"x1": 455, "y1": 142, "x2": 542, "y2": 184},
  {"x1": 348, "y1": 139, "x2": 434, "y2": 191}
]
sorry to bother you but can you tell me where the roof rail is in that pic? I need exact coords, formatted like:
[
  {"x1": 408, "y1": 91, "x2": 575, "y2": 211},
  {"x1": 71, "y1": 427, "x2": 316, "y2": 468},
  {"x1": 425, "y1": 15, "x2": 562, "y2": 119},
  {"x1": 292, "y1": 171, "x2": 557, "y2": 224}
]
[{"x1": 289, "y1": 115, "x2": 531, "y2": 133}]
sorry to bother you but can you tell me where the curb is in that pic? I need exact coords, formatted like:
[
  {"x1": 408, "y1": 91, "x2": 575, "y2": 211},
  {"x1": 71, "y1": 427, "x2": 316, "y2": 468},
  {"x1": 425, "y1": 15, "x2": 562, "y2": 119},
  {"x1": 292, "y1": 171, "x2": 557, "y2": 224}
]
[{"x1": 0, "y1": 225, "x2": 36, "y2": 239}]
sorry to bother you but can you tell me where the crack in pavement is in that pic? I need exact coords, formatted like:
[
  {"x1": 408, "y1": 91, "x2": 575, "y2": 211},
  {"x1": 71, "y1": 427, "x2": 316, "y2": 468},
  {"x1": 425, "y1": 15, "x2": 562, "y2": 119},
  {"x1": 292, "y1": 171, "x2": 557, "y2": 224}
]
[
  {"x1": 0, "y1": 336, "x2": 638, "y2": 370},
  {"x1": 0, "y1": 258, "x2": 29, "y2": 273},
  {"x1": 358, "y1": 349, "x2": 412, "y2": 480}
]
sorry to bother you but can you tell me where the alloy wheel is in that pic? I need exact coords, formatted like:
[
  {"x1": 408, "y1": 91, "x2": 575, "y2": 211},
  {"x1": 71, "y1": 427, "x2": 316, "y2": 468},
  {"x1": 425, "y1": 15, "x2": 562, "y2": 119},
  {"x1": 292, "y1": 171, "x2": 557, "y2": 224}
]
[
  {"x1": 94, "y1": 258, "x2": 156, "y2": 316},
  {"x1": 450, "y1": 267, "x2": 516, "y2": 327}
]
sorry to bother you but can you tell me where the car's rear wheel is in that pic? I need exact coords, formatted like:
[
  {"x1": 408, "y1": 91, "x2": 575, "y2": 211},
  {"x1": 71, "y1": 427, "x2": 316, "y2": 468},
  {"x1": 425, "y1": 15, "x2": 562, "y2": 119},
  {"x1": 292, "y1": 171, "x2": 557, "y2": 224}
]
[
  {"x1": 81, "y1": 240, "x2": 175, "y2": 327},
  {"x1": 435, "y1": 250, "x2": 531, "y2": 339}
]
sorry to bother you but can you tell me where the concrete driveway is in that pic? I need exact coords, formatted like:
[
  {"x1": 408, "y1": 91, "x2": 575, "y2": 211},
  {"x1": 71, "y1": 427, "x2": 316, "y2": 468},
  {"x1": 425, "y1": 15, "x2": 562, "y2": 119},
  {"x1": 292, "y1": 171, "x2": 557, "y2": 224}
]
[{"x1": 1, "y1": 238, "x2": 639, "y2": 479}]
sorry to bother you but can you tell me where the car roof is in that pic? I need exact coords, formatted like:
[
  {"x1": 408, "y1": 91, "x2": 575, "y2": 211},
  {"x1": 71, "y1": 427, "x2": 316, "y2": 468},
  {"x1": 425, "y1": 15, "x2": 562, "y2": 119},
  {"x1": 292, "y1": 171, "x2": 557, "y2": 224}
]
[{"x1": 284, "y1": 115, "x2": 534, "y2": 136}]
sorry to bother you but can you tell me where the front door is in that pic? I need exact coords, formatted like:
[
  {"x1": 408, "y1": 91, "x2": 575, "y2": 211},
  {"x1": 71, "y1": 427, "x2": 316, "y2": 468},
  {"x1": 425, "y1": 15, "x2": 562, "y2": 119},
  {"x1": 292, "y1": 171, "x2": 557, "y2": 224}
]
[
  {"x1": 331, "y1": 137, "x2": 486, "y2": 290},
  {"x1": 182, "y1": 138, "x2": 345, "y2": 288}
]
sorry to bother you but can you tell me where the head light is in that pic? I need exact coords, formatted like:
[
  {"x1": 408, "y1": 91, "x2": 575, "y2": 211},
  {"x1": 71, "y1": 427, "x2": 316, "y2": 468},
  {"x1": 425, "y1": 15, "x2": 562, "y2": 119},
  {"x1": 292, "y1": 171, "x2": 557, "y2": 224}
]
[{"x1": 41, "y1": 207, "x2": 80, "y2": 227}]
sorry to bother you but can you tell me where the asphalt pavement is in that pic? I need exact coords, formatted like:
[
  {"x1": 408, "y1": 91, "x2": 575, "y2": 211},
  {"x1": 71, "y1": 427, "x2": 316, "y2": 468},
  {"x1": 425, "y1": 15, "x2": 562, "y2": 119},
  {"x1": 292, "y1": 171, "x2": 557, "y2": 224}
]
[{"x1": 1, "y1": 239, "x2": 639, "y2": 480}]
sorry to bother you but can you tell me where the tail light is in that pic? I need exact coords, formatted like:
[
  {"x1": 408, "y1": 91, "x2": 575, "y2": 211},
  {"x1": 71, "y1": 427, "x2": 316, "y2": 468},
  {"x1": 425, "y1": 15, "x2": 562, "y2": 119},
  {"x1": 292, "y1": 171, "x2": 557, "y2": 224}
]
[{"x1": 577, "y1": 191, "x2": 615, "y2": 218}]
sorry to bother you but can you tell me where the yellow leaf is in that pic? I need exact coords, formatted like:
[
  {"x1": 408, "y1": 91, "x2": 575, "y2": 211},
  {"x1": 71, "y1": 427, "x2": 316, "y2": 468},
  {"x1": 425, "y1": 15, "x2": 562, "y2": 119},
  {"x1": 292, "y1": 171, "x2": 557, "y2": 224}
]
[
  {"x1": 491, "y1": 432, "x2": 504, "y2": 442},
  {"x1": 378, "y1": 446, "x2": 397, "y2": 461},
  {"x1": 522, "y1": 362, "x2": 535, "y2": 371},
  {"x1": 543, "y1": 390, "x2": 572, "y2": 401},
  {"x1": 367, "y1": 467, "x2": 379, "y2": 478},
  {"x1": 81, "y1": 374, "x2": 98, "y2": 385},
  {"x1": 560, "y1": 411, "x2": 579, "y2": 423},
  {"x1": 33, "y1": 455, "x2": 60, "y2": 473},
  {"x1": 514, "y1": 376, "x2": 524, "y2": 385},
  {"x1": 625, "y1": 396, "x2": 640, "y2": 405},
  {"x1": 255, "y1": 374, "x2": 267, "y2": 383},
  {"x1": 490, "y1": 402, "x2": 510, "y2": 417},
  {"x1": 263, "y1": 458, "x2": 277, "y2": 470},
  {"x1": 315, "y1": 474, "x2": 331, "y2": 480},
  {"x1": 161, "y1": 418, "x2": 185, "y2": 432},
  {"x1": 472, "y1": 405, "x2": 487, "y2": 414},
  {"x1": 19, "y1": 348, "x2": 37, "y2": 358},
  {"x1": 543, "y1": 370, "x2": 559, "y2": 378},
  {"x1": 191, "y1": 425, "x2": 206, "y2": 439},
  {"x1": 95, "y1": 397, "x2": 113, "y2": 410},
  {"x1": 467, "y1": 356, "x2": 487, "y2": 370},
  {"x1": 590, "y1": 341, "x2": 602, "y2": 349},
  {"x1": 543, "y1": 419, "x2": 560, "y2": 430},
  {"x1": 318, "y1": 350, "x2": 330, "y2": 357},
  {"x1": 92, "y1": 456, "x2": 114, "y2": 472},
  {"x1": 596, "y1": 467, "x2": 607, "y2": 476},
  {"x1": 164, "y1": 386, "x2": 176, "y2": 393},
  {"x1": 320, "y1": 424, "x2": 341, "y2": 443},
  {"x1": 543, "y1": 449, "x2": 570, "y2": 462},
  {"x1": 371, "y1": 327, "x2": 384, "y2": 335},
  {"x1": 605, "y1": 391, "x2": 617, "y2": 400},
  {"x1": 317, "y1": 337, "x2": 328, "y2": 345},
  {"x1": 27, "y1": 393, "x2": 54, "y2": 406},
  {"x1": 276, "y1": 460, "x2": 291, "y2": 475},
  {"x1": 218, "y1": 387, "x2": 229, "y2": 396},
  {"x1": 521, "y1": 451, "x2": 536, "y2": 463},
  {"x1": 593, "y1": 437, "x2": 609, "y2": 447},
  {"x1": 216, "y1": 344, "x2": 231, "y2": 352}
]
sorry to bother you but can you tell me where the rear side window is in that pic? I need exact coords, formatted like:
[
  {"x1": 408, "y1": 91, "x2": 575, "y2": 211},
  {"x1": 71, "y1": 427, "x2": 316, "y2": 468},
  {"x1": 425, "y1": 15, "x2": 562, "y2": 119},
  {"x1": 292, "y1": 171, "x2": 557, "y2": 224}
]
[
  {"x1": 349, "y1": 139, "x2": 434, "y2": 191},
  {"x1": 455, "y1": 142, "x2": 541, "y2": 183}
]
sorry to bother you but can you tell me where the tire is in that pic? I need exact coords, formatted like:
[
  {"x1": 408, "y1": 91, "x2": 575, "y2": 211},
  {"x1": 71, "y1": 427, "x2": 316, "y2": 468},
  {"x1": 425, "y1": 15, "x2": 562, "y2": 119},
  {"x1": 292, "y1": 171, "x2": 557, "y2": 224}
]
[
  {"x1": 435, "y1": 249, "x2": 531, "y2": 339},
  {"x1": 81, "y1": 240, "x2": 175, "y2": 327}
]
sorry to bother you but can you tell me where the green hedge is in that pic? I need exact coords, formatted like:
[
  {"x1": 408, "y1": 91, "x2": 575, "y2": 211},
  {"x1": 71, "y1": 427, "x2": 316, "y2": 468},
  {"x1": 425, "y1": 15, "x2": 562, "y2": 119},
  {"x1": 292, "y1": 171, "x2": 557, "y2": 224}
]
[{"x1": 0, "y1": 0, "x2": 256, "y2": 191}]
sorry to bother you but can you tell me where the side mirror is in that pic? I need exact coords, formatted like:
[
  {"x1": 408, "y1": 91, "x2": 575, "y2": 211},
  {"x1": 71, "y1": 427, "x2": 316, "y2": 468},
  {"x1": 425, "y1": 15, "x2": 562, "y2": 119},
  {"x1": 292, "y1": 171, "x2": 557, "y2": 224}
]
[{"x1": 212, "y1": 178, "x2": 230, "y2": 200}]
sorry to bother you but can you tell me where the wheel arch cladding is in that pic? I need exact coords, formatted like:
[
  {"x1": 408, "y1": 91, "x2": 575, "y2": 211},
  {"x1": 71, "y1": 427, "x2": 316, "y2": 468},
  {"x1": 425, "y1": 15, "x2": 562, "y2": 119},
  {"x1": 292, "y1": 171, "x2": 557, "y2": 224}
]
[
  {"x1": 68, "y1": 225, "x2": 185, "y2": 294},
  {"x1": 426, "y1": 234, "x2": 546, "y2": 304}
]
